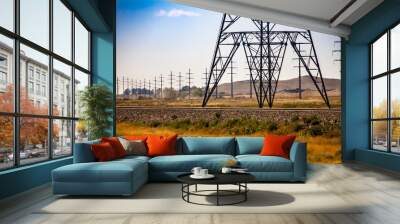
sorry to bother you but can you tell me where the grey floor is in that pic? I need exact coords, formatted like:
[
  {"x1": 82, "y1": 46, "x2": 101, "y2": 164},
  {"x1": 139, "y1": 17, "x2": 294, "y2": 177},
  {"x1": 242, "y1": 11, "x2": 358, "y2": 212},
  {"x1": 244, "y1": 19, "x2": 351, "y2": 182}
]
[{"x1": 1, "y1": 163, "x2": 400, "y2": 224}]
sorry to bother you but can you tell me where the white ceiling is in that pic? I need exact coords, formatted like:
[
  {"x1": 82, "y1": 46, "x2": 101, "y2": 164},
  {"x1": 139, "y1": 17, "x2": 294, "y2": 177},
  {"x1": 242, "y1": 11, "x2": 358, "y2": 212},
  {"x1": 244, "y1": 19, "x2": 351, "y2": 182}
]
[{"x1": 172, "y1": 0, "x2": 384, "y2": 38}]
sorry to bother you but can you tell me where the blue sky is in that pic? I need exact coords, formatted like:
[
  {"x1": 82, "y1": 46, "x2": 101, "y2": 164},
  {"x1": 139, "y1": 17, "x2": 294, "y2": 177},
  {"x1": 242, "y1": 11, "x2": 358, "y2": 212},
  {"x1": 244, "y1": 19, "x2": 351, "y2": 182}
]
[{"x1": 117, "y1": 0, "x2": 341, "y2": 89}]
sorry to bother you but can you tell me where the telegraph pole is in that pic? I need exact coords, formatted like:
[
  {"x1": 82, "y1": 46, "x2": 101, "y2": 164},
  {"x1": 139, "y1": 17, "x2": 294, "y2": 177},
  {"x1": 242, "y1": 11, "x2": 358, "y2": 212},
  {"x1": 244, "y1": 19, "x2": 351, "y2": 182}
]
[
  {"x1": 169, "y1": 71, "x2": 174, "y2": 90},
  {"x1": 117, "y1": 77, "x2": 119, "y2": 95},
  {"x1": 202, "y1": 67, "x2": 208, "y2": 88},
  {"x1": 122, "y1": 76, "x2": 125, "y2": 95},
  {"x1": 160, "y1": 74, "x2": 163, "y2": 99},
  {"x1": 135, "y1": 79, "x2": 138, "y2": 97},
  {"x1": 148, "y1": 79, "x2": 151, "y2": 97},
  {"x1": 177, "y1": 72, "x2": 183, "y2": 94},
  {"x1": 229, "y1": 60, "x2": 236, "y2": 98},
  {"x1": 186, "y1": 68, "x2": 194, "y2": 100},
  {"x1": 154, "y1": 76, "x2": 157, "y2": 98}
]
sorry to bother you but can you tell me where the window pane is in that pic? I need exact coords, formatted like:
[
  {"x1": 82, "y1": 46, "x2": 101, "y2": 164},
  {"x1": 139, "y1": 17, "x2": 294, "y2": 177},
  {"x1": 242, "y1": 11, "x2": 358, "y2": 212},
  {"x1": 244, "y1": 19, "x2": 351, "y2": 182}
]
[
  {"x1": 75, "y1": 120, "x2": 88, "y2": 143},
  {"x1": 20, "y1": 117, "x2": 49, "y2": 165},
  {"x1": 20, "y1": 44, "x2": 49, "y2": 115},
  {"x1": 391, "y1": 72, "x2": 400, "y2": 118},
  {"x1": 53, "y1": 59, "x2": 72, "y2": 117},
  {"x1": 74, "y1": 69, "x2": 89, "y2": 118},
  {"x1": 75, "y1": 18, "x2": 89, "y2": 70},
  {"x1": 391, "y1": 120, "x2": 400, "y2": 153},
  {"x1": 372, "y1": 121, "x2": 388, "y2": 151},
  {"x1": 20, "y1": 0, "x2": 49, "y2": 49},
  {"x1": 372, "y1": 33, "x2": 387, "y2": 76},
  {"x1": 0, "y1": 116, "x2": 13, "y2": 170},
  {"x1": 0, "y1": 35, "x2": 14, "y2": 112},
  {"x1": 53, "y1": 119, "x2": 72, "y2": 157},
  {"x1": 53, "y1": 0, "x2": 72, "y2": 60},
  {"x1": 391, "y1": 24, "x2": 400, "y2": 70},
  {"x1": 372, "y1": 76, "x2": 387, "y2": 119},
  {"x1": 0, "y1": 0, "x2": 14, "y2": 31}
]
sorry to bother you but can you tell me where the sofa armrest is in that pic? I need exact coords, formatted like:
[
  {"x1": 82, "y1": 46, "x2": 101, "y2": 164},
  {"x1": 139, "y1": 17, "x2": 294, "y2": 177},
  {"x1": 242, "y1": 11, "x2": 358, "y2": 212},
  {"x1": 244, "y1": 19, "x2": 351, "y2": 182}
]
[
  {"x1": 73, "y1": 140, "x2": 100, "y2": 163},
  {"x1": 289, "y1": 141, "x2": 307, "y2": 181}
]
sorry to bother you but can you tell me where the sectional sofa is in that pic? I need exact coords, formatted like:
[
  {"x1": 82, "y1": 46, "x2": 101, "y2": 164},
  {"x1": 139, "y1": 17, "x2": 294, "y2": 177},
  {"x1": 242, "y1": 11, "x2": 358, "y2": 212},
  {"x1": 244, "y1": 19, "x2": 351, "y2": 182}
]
[{"x1": 52, "y1": 137, "x2": 307, "y2": 196}]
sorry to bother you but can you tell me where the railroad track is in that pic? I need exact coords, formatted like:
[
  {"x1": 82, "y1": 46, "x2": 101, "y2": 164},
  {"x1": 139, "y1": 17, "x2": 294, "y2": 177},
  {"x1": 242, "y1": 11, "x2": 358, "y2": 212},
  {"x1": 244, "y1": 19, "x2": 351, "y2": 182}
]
[{"x1": 116, "y1": 106, "x2": 341, "y2": 112}]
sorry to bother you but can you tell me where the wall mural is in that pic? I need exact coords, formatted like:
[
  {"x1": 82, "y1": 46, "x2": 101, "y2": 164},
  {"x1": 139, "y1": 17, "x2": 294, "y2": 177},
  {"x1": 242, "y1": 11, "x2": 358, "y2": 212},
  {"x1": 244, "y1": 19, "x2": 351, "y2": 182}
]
[{"x1": 116, "y1": 0, "x2": 341, "y2": 163}]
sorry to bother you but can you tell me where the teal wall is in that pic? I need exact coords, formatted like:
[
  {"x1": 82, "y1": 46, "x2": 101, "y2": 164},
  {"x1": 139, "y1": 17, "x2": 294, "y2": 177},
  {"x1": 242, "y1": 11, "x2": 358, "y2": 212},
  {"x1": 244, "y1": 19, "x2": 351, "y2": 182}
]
[
  {"x1": 0, "y1": 158, "x2": 72, "y2": 199},
  {"x1": 343, "y1": 0, "x2": 400, "y2": 171},
  {"x1": 92, "y1": 32, "x2": 116, "y2": 135},
  {"x1": 0, "y1": 0, "x2": 116, "y2": 200}
]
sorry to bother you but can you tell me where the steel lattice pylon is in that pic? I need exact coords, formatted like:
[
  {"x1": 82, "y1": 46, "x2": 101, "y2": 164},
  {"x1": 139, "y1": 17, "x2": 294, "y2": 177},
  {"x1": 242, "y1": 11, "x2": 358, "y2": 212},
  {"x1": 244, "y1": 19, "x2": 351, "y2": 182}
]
[{"x1": 202, "y1": 14, "x2": 331, "y2": 108}]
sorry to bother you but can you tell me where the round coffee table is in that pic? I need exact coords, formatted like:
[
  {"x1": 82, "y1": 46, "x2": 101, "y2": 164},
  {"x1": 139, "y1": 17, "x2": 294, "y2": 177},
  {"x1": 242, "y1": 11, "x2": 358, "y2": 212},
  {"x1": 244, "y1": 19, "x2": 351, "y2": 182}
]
[{"x1": 177, "y1": 173, "x2": 255, "y2": 206}]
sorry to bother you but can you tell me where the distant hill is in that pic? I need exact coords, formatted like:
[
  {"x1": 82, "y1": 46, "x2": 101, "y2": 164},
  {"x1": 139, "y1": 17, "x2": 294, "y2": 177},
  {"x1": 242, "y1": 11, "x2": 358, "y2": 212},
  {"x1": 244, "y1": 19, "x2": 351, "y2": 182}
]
[{"x1": 216, "y1": 76, "x2": 340, "y2": 96}]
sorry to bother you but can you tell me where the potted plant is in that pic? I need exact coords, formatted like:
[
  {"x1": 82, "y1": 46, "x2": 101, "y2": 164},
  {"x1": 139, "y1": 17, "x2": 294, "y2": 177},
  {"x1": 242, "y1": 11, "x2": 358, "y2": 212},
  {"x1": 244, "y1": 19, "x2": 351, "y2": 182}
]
[{"x1": 79, "y1": 84, "x2": 113, "y2": 140}]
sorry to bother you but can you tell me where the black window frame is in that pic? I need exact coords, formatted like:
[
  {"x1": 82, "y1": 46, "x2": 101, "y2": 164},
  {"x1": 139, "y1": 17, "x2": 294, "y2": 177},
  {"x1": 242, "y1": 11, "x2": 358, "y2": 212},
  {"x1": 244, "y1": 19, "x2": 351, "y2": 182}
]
[
  {"x1": 370, "y1": 21, "x2": 400, "y2": 154},
  {"x1": 0, "y1": 0, "x2": 92, "y2": 171}
]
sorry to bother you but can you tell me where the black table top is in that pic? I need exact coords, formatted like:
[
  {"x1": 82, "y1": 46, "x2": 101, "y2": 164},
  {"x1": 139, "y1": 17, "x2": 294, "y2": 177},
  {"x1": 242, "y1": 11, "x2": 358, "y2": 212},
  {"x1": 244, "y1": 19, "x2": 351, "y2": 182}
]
[{"x1": 177, "y1": 172, "x2": 255, "y2": 185}]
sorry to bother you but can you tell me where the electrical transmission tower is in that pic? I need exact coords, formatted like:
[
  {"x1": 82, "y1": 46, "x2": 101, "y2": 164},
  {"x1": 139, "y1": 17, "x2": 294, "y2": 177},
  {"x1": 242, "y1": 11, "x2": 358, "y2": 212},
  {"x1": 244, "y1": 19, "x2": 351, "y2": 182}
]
[
  {"x1": 186, "y1": 68, "x2": 194, "y2": 100},
  {"x1": 202, "y1": 13, "x2": 331, "y2": 108}
]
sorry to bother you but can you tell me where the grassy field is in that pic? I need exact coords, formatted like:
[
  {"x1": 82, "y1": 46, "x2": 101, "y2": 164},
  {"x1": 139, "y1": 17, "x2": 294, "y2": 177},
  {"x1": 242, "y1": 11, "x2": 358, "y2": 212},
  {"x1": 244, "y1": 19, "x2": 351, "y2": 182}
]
[
  {"x1": 117, "y1": 120, "x2": 341, "y2": 164},
  {"x1": 117, "y1": 95, "x2": 341, "y2": 109}
]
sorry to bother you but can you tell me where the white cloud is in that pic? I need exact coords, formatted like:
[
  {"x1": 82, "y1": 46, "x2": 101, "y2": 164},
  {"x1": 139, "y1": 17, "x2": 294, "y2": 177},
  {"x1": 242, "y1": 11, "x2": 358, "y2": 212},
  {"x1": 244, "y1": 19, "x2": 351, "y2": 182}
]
[{"x1": 156, "y1": 8, "x2": 201, "y2": 17}]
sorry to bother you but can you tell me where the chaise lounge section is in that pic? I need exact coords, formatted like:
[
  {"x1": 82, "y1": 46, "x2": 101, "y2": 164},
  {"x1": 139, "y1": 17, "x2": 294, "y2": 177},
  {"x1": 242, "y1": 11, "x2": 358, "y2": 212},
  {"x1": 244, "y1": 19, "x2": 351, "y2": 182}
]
[{"x1": 52, "y1": 137, "x2": 307, "y2": 196}]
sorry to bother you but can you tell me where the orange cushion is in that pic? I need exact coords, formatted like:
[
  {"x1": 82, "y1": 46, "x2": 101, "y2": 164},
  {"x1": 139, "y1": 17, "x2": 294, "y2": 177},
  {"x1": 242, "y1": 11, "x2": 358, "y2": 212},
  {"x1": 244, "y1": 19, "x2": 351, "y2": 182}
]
[
  {"x1": 147, "y1": 134, "x2": 177, "y2": 157},
  {"x1": 260, "y1": 134, "x2": 296, "y2": 159},
  {"x1": 101, "y1": 137, "x2": 127, "y2": 158},
  {"x1": 91, "y1": 142, "x2": 117, "y2": 162}
]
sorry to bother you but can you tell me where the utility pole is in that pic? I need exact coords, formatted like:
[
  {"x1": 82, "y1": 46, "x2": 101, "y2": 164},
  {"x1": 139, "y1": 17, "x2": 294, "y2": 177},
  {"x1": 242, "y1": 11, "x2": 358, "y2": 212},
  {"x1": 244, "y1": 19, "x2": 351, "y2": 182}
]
[
  {"x1": 186, "y1": 68, "x2": 194, "y2": 100},
  {"x1": 143, "y1": 79, "x2": 147, "y2": 96},
  {"x1": 229, "y1": 60, "x2": 236, "y2": 98},
  {"x1": 177, "y1": 72, "x2": 183, "y2": 94},
  {"x1": 154, "y1": 76, "x2": 157, "y2": 98},
  {"x1": 160, "y1": 74, "x2": 163, "y2": 99},
  {"x1": 202, "y1": 67, "x2": 208, "y2": 89},
  {"x1": 117, "y1": 77, "x2": 119, "y2": 95},
  {"x1": 135, "y1": 79, "x2": 138, "y2": 97},
  {"x1": 138, "y1": 79, "x2": 142, "y2": 97},
  {"x1": 169, "y1": 71, "x2": 174, "y2": 90},
  {"x1": 148, "y1": 79, "x2": 151, "y2": 97},
  {"x1": 122, "y1": 76, "x2": 125, "y2": 95}
]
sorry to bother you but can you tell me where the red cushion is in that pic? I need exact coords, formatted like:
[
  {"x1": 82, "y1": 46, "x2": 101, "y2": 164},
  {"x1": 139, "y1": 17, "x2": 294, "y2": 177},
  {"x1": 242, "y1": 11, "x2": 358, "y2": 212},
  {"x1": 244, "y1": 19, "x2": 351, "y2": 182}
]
[
  {"x1": 91, "y1": 142, "x2": 117, "y2": 162},
  {"x1": 147, "y1": 134, "x2": 177, "y2": 157},
  {"x1": 101, "y1": 137, "x2": 127, "y2": 158},
  {"x1": 260, "y1": 134, "x2": 296, "y2": 159}
]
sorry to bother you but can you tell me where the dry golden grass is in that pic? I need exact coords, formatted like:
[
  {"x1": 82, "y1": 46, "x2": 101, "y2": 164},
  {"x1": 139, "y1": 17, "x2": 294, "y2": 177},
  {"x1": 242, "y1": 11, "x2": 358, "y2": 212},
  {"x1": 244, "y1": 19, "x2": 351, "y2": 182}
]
[
  {"x1": 117, "y1": 96, "x2": 341, "y2": 109},
  {"x1": 117, "y1": 122, "x2": 341, "y2": 164}
]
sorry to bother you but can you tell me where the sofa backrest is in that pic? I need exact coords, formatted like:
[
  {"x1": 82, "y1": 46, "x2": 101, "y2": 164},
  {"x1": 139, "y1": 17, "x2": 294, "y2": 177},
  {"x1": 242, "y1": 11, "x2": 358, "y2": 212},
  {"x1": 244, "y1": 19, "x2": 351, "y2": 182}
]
[
  {"x1": 178, "y1": 137, "x2": 236, "y2": 155},
  {"x1": 73, "y1": 139, "x2": 100, "y2": 163},
  {"x1": 235, "y1": 137, "x2": 264, "y2": 155}
]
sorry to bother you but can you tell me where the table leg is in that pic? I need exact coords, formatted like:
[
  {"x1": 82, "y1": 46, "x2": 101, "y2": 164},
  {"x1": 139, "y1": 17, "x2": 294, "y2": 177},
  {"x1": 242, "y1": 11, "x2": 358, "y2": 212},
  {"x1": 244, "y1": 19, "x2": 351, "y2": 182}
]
[
  {"x1": 195, "y1": 184, "x2": 198, "y2": 192},
  {"x1": 217, "y1": 184, "x2": 219, "y2": 206},
  {"x1": 245, "y1": 183, "x2": 247, "y2": 201}
]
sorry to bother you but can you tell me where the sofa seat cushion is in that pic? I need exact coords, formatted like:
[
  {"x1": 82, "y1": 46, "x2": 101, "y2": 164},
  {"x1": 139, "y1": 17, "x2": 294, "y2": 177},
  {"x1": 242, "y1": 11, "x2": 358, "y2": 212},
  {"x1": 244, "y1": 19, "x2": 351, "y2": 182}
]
[
  {"x1": 236, "y1": 155, "x2": 293, "y2": 172},
  {"x1": 149, "y1": 154, "x2": 235, "y2": 172},
  {"x1": 53, "y1": 159, "x2": 147, "y2": 183}
]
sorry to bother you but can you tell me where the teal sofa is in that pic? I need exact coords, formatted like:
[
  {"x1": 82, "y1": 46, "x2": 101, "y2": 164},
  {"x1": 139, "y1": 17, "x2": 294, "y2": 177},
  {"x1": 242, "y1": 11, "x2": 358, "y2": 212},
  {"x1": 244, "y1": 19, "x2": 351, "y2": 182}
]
[{"x1": 52, "y1": 137, "x2": 307, "y2": 196}]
